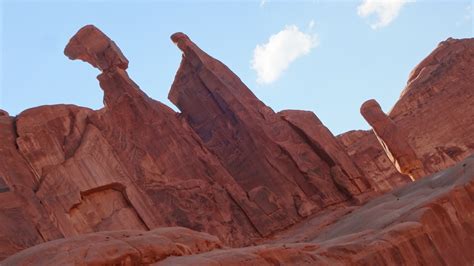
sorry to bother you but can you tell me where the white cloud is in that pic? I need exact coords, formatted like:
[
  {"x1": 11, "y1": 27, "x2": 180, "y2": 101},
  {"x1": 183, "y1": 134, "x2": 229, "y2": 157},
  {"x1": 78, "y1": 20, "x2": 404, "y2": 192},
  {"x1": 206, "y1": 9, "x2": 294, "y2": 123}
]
[
  {"x1": 357, "y1": 0, "x2": 414, "y2": 29},
  {"x1": 251, "y1": 25, "x2": 318, "y2": 85},
  {"x1": 260, "y1": 0, "x2": 267, "y2": 7},
  {"x1": 308, "y1": 19, "x2": 315, "y2": 30}
]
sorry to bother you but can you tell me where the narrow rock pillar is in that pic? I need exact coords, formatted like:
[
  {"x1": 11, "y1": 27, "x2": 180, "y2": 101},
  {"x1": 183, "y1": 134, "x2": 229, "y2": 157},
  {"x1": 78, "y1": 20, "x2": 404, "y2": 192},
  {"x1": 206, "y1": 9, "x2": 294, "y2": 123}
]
[{"x1": 361, "y1": 99, "x2": 425, "y2": 180}]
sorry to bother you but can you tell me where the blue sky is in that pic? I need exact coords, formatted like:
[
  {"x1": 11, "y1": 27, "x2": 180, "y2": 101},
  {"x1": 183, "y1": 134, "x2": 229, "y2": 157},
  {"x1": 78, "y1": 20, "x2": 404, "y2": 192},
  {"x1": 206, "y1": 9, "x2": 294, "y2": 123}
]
[{"x1": 0, "y1": 0, "x2": 472, "y2": 135}]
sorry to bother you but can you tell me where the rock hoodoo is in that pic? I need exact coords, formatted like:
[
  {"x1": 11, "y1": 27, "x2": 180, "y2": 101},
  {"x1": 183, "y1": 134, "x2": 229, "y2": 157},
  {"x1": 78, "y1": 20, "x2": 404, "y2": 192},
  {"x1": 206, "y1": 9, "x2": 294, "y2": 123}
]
[
  {"x1": 64, "y1": 25, "x2": 128, "y2": 71},
  {"x1": 361, "y1": 99, "x2": 426, "y2": 180}
]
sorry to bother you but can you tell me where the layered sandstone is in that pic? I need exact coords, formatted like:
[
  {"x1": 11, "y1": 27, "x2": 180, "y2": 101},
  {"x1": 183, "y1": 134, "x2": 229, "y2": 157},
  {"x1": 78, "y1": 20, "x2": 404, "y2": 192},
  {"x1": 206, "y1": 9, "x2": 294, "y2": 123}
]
[
  {"x1": 158, "y1": 155, "x2": 474, "y2": 265},
  {"x1": 169, "y1": 32, "x2": 369, "y2": 223},
  {"x1": 2, "y1": 227, "x2": 223, "y2": 265},
  {"x1": 6, "y1": 155, "x2": 474, "y2": 265}
]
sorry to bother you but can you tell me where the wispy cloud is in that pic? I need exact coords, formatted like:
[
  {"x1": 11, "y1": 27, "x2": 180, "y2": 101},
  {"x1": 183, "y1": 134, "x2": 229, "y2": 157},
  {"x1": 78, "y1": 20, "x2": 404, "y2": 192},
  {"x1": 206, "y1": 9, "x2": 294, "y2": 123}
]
[
  {"x1": 260, "y1": 0, "x2": 267, "y2": 7},
  {"x1": 456, "y1": 4, "x2": 472, "y2": 26},
  {"x1": 251, "y1": 24, "x2": 318, "y2": 85},
  {"x1": 357, "y1": 0, "x2": 414, "y2": 29},
  {"x1": 464, "y1": 4, "x2": 472, "y2": 21}
]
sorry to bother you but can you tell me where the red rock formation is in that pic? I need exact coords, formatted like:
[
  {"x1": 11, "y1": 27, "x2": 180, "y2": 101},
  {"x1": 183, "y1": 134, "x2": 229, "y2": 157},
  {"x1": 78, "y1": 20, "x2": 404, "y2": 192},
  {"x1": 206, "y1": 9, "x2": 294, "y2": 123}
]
[
  {"x1": 338, "y1": 130, "x2": 412, "y2": 193},
  {"x1": 0, "y1": 25, "x2": 368, "y2": 259},
  {"x1": 6, "y1": 155, "x2": 474, "y2": 265},
  {"x1": 0, "y1": 25, "x2": 274, "y2": 260},
  {"x1": 0, "y1": 113, "x2": 63, "y2": 259},
  {"x1": 361, "y1": 99, "x2": 426, "y2": 180},
  {"x1": 390, "y1": 38, "x2": 474, "y2": 174},
  {"x1": 64, "y1": 25, "x2": 128, "y2": 71},
  {"x1": 356, "y1": 38, "x2": 474, "y2": 180},
  {"x1": 0, "y1": 25, "x2": 473, "y2": 265},
  {"x1": 1, "y1": 227, "x2": 222, "y2": 265},
  {"x1": 159, "y1": 155, "x2": 474, "y2": 265},
  {"x1": 278, "y1": 110, "x2": 371, "y2": 198},
  {"x1": 169, "y1": 32, "x2": 367, "y2": 225},
  {"x1": 341, "y1": 38, "x2": 474, "y2": 192},
  {"x1": 33, "y1": 25, "x2": 270, "y2": 246}
]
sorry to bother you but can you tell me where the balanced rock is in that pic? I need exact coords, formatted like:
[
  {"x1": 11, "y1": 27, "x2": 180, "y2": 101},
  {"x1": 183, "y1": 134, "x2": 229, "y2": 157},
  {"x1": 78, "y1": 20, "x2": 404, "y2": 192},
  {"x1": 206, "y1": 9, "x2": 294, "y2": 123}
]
[{"x1": 64, "y1": 25, "x2": 128, "y2": 71}]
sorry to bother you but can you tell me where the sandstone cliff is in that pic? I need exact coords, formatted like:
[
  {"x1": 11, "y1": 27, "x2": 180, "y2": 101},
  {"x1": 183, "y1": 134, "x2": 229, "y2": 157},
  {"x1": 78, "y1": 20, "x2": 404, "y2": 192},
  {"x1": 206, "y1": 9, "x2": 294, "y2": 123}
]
[
  {"x1": 4, "y1": 155, "x2": 474, "y2": 265},
  {"x1": 340, "y1": 37, "x2": 474, "y2": 194}
]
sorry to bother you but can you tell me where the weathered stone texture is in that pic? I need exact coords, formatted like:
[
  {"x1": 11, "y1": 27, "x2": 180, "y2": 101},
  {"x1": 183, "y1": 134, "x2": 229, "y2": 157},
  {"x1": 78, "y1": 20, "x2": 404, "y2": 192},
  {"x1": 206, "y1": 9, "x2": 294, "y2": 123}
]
[{"x1": 0, "y1": 26, "x2": 472, "y2": 265}]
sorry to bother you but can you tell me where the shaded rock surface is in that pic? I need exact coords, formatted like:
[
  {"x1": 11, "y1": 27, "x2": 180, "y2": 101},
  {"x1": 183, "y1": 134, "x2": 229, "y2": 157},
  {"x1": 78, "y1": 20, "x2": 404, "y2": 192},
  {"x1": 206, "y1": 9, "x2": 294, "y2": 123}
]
[
  {"x1": 355, "y1": 38, "x2": 474, "y2": 180},
  {"x1": 157, "y1": 155, "x2": 474, "y2": 265},
  {"x1": 169, "y1": 32, "x2": 368, "y2": 226},
  {"x1": 0, "y1": 25, "x2": 473, "y2": 265},
  {"x1": 7, "y1": 155, "x2": 474, "y2": 265},
  {"x1": 2, "y1": 227, "x2": 222, "y2": 266},
  {"x1": 340, "y1": 38, "x2": 474, "y2": 193},
  {"x1": 338, "y1": 130, "x2": 412, "y2": 193}
]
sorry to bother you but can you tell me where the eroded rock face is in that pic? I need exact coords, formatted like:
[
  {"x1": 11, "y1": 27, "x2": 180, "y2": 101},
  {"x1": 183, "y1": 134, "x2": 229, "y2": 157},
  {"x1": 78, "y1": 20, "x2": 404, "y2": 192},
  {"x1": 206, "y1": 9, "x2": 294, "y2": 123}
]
[
  {"x1": 391, "y1": 38, "x2": 474, "y2": 174},
  {"x1": 169, "y1": 32, "x2": 368, "y2": 228},
  {"x1": 0, "y1": 114, "x2": 63, "y2": 259},
  {"x1": 34, "y1": 25, "x2": 270, "y2": 246},
  {"x1": 278, "y1": 110, "x2": 371, "y2": 197},
  {"x1": 1, "y1": 25, "x2": 366, "y2": 258},
  {"x1": 64, "y1": 25, "x2": 128, "y2": 71},
  {"x1": 341, "y1": 38, "x2": 474, "y2": 193},
  {"x1": 9, "y1": 155, "x2": 472, "y2": 265},
  {"x1": 338, "y1": 130, "x2": 412, "y2": 193},
  {"x1": 358, "y1": 38, "x2": 474, "y2": 179},
  {"x1": 1, "y1": 227, "x2": 222, "y2": 266},
  {"x1": 157, "y1": 155, "x2": 474, "y2": 265},
  {"x1": 0, "y1": 25, "x2": 473, "y2": 264}
]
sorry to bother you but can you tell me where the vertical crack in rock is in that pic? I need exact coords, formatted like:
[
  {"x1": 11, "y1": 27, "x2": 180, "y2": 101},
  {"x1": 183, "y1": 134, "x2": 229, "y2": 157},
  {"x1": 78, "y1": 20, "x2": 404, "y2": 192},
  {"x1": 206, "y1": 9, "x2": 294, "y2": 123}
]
[
  {"x1": 12, "y1": 116, "x2": 42, "y2": 188},
  {"x1": 0, "y1": 114, "x2": 65, "y2": 252},
  {"x1": 279, "y1": 110, "x2": 372, "y2": 197},
  {"x1": 281, "y1": 117, "x2": 356, "y2": 200}
]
